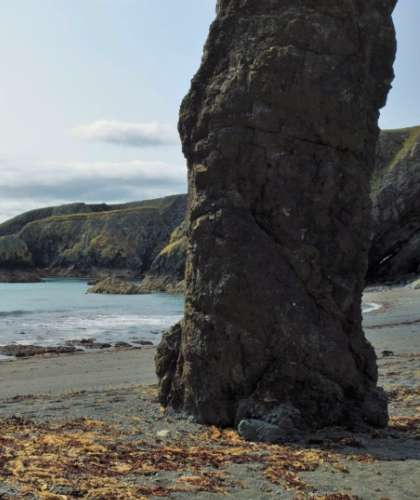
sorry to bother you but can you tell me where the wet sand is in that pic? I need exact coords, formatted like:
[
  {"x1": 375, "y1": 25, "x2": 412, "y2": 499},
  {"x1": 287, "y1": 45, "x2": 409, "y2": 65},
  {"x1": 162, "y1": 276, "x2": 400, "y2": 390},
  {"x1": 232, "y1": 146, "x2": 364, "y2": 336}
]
[
  {"x1": 0, "y1": 286, "x2": 419, "y2": 499},
  {"x1": 0, "y1": 348, "x2": 157, "y2": 400}
]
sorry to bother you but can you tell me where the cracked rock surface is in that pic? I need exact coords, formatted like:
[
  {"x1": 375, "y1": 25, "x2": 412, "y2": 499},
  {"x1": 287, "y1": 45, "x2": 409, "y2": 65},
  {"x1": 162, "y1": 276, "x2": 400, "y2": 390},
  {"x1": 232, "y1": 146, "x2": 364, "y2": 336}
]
[{"x1": 156, "y1": 0, "x2": 397, "y2": 433}]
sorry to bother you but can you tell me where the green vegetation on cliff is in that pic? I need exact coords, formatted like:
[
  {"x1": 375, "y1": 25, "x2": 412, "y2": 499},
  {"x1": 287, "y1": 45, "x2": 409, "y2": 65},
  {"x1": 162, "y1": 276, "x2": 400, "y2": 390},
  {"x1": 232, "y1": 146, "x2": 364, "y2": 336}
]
[{"x1": 0, "y1": 195, "x2": 187, "y2": 285}]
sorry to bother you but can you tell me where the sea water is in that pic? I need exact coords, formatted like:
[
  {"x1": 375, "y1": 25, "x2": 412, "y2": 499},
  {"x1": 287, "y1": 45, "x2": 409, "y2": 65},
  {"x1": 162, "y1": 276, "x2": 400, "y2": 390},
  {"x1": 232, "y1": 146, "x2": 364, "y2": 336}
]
[
  {"x1": 0, "y1": 279, "x2": 184, "y2": 354},
  {"x1": 0, "y1": 278, "x2": 379, "y2": 359}
]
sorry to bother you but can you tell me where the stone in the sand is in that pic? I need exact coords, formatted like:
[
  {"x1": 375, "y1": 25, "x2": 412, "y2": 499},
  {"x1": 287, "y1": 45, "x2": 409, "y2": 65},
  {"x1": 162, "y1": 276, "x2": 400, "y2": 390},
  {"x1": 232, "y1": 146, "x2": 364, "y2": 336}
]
[
  {"x1": 114, "y1": 341, "x2": 132, "y2": 348},
  {"x1": 0, "y1": 345, "x2": 80, "y2": 358},
  {"x1": 156, "y1": 0, "x2": 397, "y2": 434},
  {"x1": 156, "y1": 429, "x2": 171, "y2": 439},
  {"x1": 87, "y1": 277, "x2": 144, "y2": 295}
]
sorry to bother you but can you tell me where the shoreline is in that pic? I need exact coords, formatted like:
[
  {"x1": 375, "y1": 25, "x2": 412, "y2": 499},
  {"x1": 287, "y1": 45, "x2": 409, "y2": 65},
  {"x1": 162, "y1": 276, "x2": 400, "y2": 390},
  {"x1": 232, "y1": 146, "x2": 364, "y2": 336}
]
[
  {"x1": 0, "y1": 285, "x2": 418, "y2": 400},
  {"x1": 0, "y1": 285, "x2": 419, "y2": 498}
]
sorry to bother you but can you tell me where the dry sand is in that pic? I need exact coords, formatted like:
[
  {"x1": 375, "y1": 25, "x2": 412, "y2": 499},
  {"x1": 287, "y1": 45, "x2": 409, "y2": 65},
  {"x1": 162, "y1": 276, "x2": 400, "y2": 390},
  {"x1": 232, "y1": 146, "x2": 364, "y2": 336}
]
[{"x1": 0, "y1": 286, "x2": 419, "y2": 499}]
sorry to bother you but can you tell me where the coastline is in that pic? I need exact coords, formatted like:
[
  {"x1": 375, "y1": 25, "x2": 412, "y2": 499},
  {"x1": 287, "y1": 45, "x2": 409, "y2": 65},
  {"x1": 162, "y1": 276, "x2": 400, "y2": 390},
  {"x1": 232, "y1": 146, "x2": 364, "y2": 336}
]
[{"x1": 0, "y1": 285, "x2": 419, "y2": 498}]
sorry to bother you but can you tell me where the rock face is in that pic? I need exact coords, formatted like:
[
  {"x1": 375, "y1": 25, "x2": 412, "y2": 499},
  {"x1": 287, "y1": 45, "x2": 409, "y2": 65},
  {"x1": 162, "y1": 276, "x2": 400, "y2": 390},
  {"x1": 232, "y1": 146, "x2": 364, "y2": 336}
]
[
  {"x1": 156, "y1": 0, "x2": 397, "y2": 432},
  {"x1": 139, "y1": 222, "x2": 187, "y2": 293},
  {"x1": 368, "y1": 126, "x2": 420, "y2": 283},
  {"x1": 0, "y1": 195, "x2": 187, "y2": 281}
]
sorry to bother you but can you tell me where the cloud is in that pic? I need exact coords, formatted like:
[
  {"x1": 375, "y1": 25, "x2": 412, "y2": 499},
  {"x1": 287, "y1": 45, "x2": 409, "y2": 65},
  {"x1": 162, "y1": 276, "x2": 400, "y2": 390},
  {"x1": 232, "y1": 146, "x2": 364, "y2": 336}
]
[
  {"x1": 73, "y1": 120, "x2": 177, "y2": 147},
  {"x1": 0, "y1": 159, "x2": 186, "y2": 222}
]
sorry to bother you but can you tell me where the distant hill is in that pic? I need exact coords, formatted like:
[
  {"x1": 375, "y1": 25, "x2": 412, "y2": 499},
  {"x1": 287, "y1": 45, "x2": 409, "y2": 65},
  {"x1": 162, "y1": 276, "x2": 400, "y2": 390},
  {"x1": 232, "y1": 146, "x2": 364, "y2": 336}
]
[{"x1": 0, "y1": 194, "x2": 187, "y2": 289}]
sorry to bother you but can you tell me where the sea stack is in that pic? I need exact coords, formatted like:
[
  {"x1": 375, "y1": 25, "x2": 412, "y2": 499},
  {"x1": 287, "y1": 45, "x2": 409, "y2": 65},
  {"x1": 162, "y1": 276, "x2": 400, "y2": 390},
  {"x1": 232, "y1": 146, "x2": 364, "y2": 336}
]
[{"x1": 156, "y1": 0, "x2": 397, "y2": 435}]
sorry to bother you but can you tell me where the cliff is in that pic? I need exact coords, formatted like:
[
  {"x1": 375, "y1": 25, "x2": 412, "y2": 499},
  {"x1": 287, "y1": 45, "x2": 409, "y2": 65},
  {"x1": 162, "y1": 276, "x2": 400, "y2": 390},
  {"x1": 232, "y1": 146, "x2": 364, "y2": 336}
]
[
  {"x1": 138, "y1": 222, "x2": 187, "y2": 293},
  {"x1": 0, "y1": 195, "x2": 187, "y2": 282},
  {"x1": 368, "y1": 126, "x2": 420, "y2": 283}
]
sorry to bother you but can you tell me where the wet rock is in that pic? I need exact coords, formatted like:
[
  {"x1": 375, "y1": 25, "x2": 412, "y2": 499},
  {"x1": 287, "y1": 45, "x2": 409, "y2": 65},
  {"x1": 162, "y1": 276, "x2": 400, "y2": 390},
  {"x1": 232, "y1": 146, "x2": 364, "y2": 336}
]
[
  {"x1": 132, "y1": 340, "x2": 154, "y2": 346},
  {"x1": 0, "y1": 345, "x2": 80, "y2": 358},
  {"x1": 114, "y1": 341, "x2": 132, "y2": 349},
  {"x1": 65, "y1": 339, "x2": 111, "y2": 349},
  {"x1": 87, "y1": 277, "x2": 144, "y2": 295},
  {"x1": 156, "y1": 0, "x2": 397, "y2": 431}
]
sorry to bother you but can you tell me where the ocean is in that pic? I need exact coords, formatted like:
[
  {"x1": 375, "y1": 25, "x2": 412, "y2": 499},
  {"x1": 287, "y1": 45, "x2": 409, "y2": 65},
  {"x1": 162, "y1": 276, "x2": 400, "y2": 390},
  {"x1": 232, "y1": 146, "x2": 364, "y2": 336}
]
[
  {"x1": 0, "y1": 278, "x2": 379, "y2": 361},
  {"x1": 0, "y1": 279, "x2": 184, "y2": 360}
]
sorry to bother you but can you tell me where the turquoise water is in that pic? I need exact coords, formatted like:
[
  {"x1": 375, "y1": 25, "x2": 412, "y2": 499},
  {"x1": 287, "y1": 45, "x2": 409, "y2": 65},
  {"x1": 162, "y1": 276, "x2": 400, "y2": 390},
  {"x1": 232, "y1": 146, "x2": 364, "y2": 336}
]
[
  {"x1": 0, "y1": 279, "x2": 378, "y2": 361},
  {"x1": 0, "y1": 279, "x2": 184, "y2": 355}
]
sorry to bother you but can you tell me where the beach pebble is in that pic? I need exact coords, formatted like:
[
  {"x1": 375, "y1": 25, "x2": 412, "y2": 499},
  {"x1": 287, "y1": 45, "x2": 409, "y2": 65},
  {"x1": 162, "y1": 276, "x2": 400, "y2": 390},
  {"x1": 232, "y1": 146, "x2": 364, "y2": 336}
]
[{"x1": 156, "y1": 429, "x2": 171, "y2": 439}]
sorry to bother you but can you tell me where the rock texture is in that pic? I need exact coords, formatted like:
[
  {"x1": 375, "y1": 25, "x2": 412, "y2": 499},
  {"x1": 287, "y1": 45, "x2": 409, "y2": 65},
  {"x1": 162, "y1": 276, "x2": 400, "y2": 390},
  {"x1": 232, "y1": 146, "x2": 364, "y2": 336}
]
[
  {"x1": 156, "y1": 0, "x2": 397, "y2": 433},
  {"x1": 368, "y1": 126, "x2": 420, "y2": 283}
]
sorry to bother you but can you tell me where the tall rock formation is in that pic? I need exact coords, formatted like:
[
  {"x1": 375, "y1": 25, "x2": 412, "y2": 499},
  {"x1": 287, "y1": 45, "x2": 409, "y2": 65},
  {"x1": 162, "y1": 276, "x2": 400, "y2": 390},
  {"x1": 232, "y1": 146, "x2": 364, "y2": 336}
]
[{"x1": 156, "y1": 0, "x2": 397, "y2": 434}]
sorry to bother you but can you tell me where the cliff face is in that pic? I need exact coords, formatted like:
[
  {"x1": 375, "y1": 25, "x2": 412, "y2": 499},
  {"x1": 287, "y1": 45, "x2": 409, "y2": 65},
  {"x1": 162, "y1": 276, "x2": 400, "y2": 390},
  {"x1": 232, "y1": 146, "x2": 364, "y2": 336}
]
[
  {"x1": 139, "y1": 222, "x2": 187, "y2": 293},
  {"x1": 156, "y1": 0, "x2": 396, "y2": 433},
  {"x1": 0, "y1": 195, "x2": 187, "y2": 279},
  {"x1": 368, "y1": 126, "x2": 420, "y2": 282}
]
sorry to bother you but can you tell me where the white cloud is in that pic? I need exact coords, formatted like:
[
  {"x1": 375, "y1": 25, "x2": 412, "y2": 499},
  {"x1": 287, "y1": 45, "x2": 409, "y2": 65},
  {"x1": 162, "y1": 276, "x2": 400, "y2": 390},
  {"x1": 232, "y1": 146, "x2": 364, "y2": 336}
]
[
  {"x1": 0, "y1": 159, "x2": 186, "y2": 222},
  {"x1": 73, "y1": 120, "x2": 177, "y2": 147}
]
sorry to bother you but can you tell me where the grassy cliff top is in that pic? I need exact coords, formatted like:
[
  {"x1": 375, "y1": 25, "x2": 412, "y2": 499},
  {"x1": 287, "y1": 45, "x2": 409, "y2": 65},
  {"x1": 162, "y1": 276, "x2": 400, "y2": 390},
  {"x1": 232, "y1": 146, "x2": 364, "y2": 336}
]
[{"x1": 0, "y1": 195, "x2": 187, "y2": 236}]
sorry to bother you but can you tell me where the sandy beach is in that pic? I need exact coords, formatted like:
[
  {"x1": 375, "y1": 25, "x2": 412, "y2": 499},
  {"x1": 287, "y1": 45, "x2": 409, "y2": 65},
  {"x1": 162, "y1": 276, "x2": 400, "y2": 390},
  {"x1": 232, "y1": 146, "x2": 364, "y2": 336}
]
[{"x1": 0, "y1": 286, "x2": 419, "y2": 499}]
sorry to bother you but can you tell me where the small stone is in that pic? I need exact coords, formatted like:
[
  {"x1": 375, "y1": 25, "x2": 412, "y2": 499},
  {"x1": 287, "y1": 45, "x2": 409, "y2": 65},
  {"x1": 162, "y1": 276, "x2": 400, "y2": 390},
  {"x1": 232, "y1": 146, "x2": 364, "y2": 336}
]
[{"x1": 156, "y1": 429, "x2": 171, "y2": 439}]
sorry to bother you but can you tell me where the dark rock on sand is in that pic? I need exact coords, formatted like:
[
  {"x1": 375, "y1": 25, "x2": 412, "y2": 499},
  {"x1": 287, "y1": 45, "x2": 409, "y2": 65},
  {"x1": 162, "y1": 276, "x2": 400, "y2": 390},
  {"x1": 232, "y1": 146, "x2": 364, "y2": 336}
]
[
  {"x1": 87, "y1": 277, "x2": 144, "y2": 295},
  {"x1": 114, "y1": 342, "x2": 132, "y2": 349},
  {"x1": 65, "y1": 339, "x2": 112, "y2": 349},
  {"x1": 0, "y1": 345, "x2": 80, "y2": 358},
  {"x1": 133, "y1": 340, "x2": 154, "y2": 346},
  {"x1": 156, "y1": 0, "x2": 397, "y2": 433}
]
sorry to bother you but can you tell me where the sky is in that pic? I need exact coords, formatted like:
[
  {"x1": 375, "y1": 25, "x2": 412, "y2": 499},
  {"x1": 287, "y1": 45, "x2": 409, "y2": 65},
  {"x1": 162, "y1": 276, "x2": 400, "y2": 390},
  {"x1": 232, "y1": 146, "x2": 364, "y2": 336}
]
[{"x1": 0, "y1": 1, "x2": 418, "y2": 222}]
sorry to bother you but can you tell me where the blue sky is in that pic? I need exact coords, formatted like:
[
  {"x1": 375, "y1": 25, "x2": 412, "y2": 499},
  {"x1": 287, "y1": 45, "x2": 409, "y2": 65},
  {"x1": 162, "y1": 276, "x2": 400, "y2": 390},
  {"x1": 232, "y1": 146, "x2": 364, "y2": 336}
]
[{"x1": 0, "y1": 1, "x2": 418, "y2": 221}]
